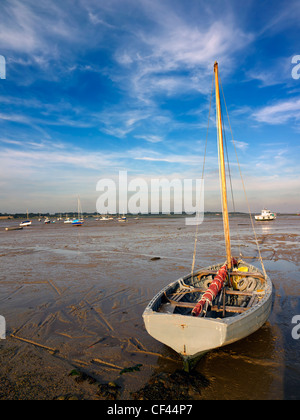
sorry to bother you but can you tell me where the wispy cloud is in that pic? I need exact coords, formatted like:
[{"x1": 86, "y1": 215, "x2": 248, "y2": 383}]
[
  {"x1": 135, "y1": 135, "x2": 163, "y2": 144},
  {"x1": 111, "y1": 3, "x2": 254, "y2": 101},
  {"x1": 0, "y1": 0, "x2": 255, "y2": 137},
  {"x1": 233, "y1": 141, "x2": 249, "y2": 151},
  {"x1": 252, "y1": 98, "x2": 300, "y2": 124},
  {"x1": 0, "y1": 0, "x2": 108, "y2": 83},
  {"x1": 0, "y1": 0, "x2": 299, "y2": 212}
]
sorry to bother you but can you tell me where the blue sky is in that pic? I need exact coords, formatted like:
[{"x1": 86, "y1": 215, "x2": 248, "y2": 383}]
[{"x1": 0, "y1": 0, "x2": 299, "y2": 213}]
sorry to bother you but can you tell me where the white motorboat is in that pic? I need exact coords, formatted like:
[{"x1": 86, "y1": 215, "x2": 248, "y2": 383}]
[{"x1": 255, "y1": 209, "x2": 276, "y2": 221}]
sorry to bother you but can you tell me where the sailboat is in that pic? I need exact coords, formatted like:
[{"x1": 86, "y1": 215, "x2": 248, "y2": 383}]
[
  {"x1": 20, "y1": 210, "x2": 32, "y2": 227},
  {"x1": 64, "y1": 214, "x2": 74, "y2": 223},
  {"x1": 72, "y1": 197, "x2": 84, "y2": 226},
  {"x1": 117, "y1": 211, "x2": 127, "y2": 222},
  {"x1": 142, "y1": 62, "x2": 273, "y2": 371}
]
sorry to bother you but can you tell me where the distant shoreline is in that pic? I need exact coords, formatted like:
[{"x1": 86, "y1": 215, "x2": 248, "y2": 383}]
[{"x1": 1, "y1": 212, "x2": 299, "y2": 219}]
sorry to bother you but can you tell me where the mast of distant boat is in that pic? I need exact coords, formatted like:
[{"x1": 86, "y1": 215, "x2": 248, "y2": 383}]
[{"x1": 214, "y1": 61, "x2": 232, "y2": 269}]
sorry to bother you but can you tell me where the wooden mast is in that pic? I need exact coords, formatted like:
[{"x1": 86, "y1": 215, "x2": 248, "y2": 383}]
[{"x1": 214, "y1": 61, "x2": 232, "y2": 269}]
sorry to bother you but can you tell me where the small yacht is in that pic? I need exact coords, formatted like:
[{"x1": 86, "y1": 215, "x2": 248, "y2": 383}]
[
  {"x1": 72, "y1": 196, "x2": 84, "y2": 226},
  {"x1": 19, "y1": 220, "x2": 32, "y2": 227},
  {"x1": 20, "y1": 210, "x2": 32, "y2": 227},
  {"x1": 64, "y1": 218, "x2": 73, "y2": 224}
]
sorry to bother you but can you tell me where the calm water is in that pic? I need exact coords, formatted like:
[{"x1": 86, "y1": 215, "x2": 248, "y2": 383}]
[{"x1": 0, "y1": 215, "x2": 299, "y2": 399}]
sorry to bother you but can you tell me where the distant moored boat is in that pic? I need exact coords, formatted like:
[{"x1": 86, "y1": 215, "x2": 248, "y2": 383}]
[
  {"x1": 255, "y1": 209, "x2": 276, "y2": 221},
  {"x1": 20, "y1": 210, "x2": 32, "y2": 227},
  {"x1": 19, "y1": 220, "x2": 32, "y2": 227},
  {"x1": 72, "y1": 196, "x2": 84, "y2": 226}
]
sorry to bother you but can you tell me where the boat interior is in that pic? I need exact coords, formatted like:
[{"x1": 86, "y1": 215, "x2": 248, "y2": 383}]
[{"x1": 159, "y1": 260, "x2": 267, "y2": 319}]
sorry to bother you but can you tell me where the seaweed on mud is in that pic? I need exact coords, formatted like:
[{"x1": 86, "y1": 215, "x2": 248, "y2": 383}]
[{"x1": 131, "y1": 370, "x2": 210, "y2": 400}]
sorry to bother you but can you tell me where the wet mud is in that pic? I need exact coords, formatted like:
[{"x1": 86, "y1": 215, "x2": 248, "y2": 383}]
[{"x1": 0, "y1": 215, "x2": 299, "y2": 399}]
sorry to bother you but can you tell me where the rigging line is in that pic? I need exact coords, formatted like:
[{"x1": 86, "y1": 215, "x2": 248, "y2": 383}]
[
  {"x1": 219, "y1": 77, "x2": 267, "y2": 278},
  {"x1": 220, "y1": 90, "x2": 242, "y2": 257},
  {"x1": 191, "y1": 74, "x2": 214, "y2": 283}
]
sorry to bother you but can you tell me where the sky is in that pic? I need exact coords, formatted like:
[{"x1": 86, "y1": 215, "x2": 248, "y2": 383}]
[{"x1": 0, "y1": 0, "x2": 299, "y2": 214}]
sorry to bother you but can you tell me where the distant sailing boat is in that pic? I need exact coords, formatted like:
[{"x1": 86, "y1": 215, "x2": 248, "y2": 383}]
[
  {"x1": 143, "y1": 62, "x2": 273, "y2": 371},
  {"x1": 117, "y1": 210, "x2": 127, "y2": 222},
  {"x1": 20, "y1": 210, "x2": 32, "y2": 227},
  {"x1": 72, "y1": 197, "x2": 84, "y2": 226},
  {"x1": 64, "y1": 214, "x2": 73, "y2": 224}
]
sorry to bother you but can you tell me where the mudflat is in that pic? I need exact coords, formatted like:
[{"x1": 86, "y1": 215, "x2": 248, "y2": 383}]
[{"x1": 0, "y1": 215, "x2": 299, "y2": 400}]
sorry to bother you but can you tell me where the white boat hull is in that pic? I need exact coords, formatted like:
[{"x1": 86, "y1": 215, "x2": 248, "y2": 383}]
[
  {"x1": 19, "y1": 221, "x2": 32, "y2": 227},
  {"x1": 255, "y1": 209, "x2": 276, "y2": 221},
  {"x1": 254, "y1": 215, "x2": 276, "y2": 221},
  {"x1": 143, "y1": 262, "x2": 272, "y2": 367}
]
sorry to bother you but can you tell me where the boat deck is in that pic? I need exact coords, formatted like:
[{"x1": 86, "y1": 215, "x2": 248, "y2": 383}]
[{"x1": 158, "y1": 262, "x2": 267, "y2": 319}]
